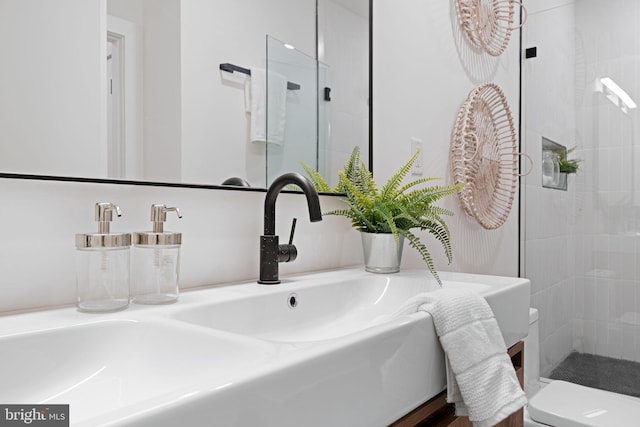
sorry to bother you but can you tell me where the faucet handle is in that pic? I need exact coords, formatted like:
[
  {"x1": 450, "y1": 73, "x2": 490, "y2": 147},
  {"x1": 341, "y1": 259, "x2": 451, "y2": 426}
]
[
  {"x1": 288, "y1": 218, "x2": 297, "y2": 245},
  {"x1": 278, "y1": 218, "x2": 298, "y2": 263}
]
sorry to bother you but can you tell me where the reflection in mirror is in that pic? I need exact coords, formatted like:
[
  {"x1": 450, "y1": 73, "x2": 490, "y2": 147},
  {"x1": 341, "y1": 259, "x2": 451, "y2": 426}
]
[
  {"x1": 265, "y1": 36, "x2": 318, "y2": 186},
  {"x1": 318, "y1": 0, "x2": 370, "y2": 188},
  {"x1": 0, "y1": 0, "x2": 369, "y2": 189}
]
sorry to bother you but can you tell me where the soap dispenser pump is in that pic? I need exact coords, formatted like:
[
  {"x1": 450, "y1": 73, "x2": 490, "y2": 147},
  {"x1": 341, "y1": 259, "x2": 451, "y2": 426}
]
[
  {"x1": 75, "y1": 202, "x2": 132, "y2": 313},
  {"x1": 132, "y1": 204, "x2": 182, "y2": 304}
]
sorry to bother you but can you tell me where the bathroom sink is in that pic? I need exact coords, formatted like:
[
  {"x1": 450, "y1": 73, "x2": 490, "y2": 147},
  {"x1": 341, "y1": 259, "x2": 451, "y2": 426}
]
[
  {"x1": 156, "y1": 268, "x2": 530, "y2": 426},
  {"x1": 172, "y1": 269, "x2": 435, "y2": 342},
  {"x1": 0, "y1": 268, "x2": 530, "y2": 426},
  {"x1": 0, "y1": 318, "x2": 272, "y2": 426},
  {"x1": 172, "y1": 269, "x2": 530, "y2": 346}
]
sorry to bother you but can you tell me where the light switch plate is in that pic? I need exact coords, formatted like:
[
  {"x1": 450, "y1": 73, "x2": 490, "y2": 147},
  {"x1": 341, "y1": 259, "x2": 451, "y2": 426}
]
[{"x1": 410, "y1": 138, "x2": 423, "y2": 175}]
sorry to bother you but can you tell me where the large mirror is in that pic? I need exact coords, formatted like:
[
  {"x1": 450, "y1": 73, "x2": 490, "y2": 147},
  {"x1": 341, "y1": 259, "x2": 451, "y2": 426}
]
[{"x1": 0, "y1": 0, "x2": 370, "y2": 189}]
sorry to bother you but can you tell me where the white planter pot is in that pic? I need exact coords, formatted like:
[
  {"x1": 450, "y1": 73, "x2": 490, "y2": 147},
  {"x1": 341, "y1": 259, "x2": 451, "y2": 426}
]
[{"x1": 360, "y1": 232, "x2": 404, "y2": 273}]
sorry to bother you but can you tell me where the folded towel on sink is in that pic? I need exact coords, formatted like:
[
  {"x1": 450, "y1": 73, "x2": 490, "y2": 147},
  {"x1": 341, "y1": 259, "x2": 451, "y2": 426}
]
[{"x1": 393, "y1": 289, "x2": 527, "y2": 427}]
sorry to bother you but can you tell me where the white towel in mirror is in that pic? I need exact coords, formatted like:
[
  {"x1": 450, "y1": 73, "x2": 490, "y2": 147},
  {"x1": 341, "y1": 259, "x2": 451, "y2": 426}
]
[{"x1": 244, "y1": 67, "x2": 287, "y2": 145}]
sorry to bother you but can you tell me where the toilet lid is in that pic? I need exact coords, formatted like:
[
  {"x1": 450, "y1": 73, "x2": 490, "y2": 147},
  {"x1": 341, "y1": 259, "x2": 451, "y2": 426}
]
[{"x1": 528, "y1": 380, "x2": 640, "y2": 427}]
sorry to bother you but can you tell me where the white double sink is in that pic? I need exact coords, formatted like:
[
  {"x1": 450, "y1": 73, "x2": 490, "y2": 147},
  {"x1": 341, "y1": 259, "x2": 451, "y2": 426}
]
[{"x1": 0, "y1": 268, "x2": 530, "y2": 426}]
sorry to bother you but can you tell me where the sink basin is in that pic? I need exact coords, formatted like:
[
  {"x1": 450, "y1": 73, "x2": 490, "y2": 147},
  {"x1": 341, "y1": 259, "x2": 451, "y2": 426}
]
[
  {"x1": 172, "y1": 269, "x2": 437, "y2": 342},
  {"x1": 160, "y1": 269, "x2": 530, "y2": 427},
  {"x1": 172, "y1": 269, "x2": 529, "y2": 347},
  {"x1": 0, "y1": 318, "x2": 272, "y2": 426},
  {"x1": 0, "y1": 268, "x2": 530, "y2": 427}
]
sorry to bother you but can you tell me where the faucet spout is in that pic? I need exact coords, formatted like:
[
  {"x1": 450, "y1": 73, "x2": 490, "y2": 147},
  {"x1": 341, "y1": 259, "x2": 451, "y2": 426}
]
[
  {"x1": 263, "y1": 173, "x2": 322, "y2": 236},
  {"x1": 259, "y1": 173, "x2": 323, "y2": 284}
]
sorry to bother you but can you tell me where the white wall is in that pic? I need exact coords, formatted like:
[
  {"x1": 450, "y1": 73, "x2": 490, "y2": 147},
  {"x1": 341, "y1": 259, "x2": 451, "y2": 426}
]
[
  {"x1": 108, "y1": 0, "x2": 143, "y2": 23},
  {"x1": 0, "y1": 0, "x2": 107, "y2": 177},
  {"x1": 373, "y1": 0, "x2": 521, "y2": 277},
  {"x1": 108, "y1": 0, "x2": 183, "y2": 182},
  {"x1": 143, "y1": 0, "x2": 183, "y2": 182},
  {"x1": 0, "y1": 179, "x2": 361, "y2": 314},
  {"x1": 0, "y1": 1, "x2": 525, "y2": 316}
]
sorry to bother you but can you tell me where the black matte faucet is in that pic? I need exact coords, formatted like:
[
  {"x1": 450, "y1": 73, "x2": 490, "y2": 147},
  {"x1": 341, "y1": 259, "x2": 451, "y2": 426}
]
[{"x1": 259, "y1": 173, "x2": 323, "y2": 284}]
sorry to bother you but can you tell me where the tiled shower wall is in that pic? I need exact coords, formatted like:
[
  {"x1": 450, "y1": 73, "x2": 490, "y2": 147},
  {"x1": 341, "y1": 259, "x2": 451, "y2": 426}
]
[
  {"x1": 572, "y1": 0, "x2": 640, "y2": 364},
  {"x1": 524, "y1": 0, "x2": 640, "y2": 376}
]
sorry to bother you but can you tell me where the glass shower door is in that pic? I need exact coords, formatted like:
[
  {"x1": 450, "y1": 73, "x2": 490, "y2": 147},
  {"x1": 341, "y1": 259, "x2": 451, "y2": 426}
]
[{"x1": 523, "y1": 0, "x2": 640, "y2": 397}]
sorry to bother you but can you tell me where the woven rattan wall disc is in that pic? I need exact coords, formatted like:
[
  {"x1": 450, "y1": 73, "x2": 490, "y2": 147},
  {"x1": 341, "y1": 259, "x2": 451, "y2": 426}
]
[
  {"x1": 456, "y1": 0, "x2": 527, "y2": 56},
  {"x1": 451, "y1": 82, "x2": 524, "y2": 230}
]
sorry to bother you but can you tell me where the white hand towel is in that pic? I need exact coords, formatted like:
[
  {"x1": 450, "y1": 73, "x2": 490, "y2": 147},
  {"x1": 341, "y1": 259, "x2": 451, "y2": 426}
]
[
  {"x1": 393, "y1": 289, "x2": 527, "y2": 427},
  {"x1": 244, "y1": 67, "x2": 287, "y2": 145}
]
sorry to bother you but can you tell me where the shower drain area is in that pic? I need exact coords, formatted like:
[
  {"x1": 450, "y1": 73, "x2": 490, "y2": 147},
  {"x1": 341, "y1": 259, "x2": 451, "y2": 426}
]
[{"x1": 549, "y1": 352, "x2": 640, "y2": 398}]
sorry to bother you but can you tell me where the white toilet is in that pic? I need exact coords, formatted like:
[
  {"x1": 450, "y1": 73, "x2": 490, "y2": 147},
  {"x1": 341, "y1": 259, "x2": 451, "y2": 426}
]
[{"x1": 524, "y1": 308, "x2": 640, "y2": 426}]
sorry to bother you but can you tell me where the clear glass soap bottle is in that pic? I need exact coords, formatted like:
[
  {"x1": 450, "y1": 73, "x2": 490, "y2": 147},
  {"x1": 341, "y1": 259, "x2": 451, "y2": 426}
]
[
  {"x1": 75, "y1": 202, "x2": 131, "y2": 313},
  {"x1": 132, "y1": 204, "x2": 182, "y2": 304}
]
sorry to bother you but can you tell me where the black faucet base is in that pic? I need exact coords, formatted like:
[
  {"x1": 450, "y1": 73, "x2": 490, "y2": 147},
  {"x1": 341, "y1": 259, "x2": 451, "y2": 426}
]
[{"x1": 259, "y1": 235, "x2": 280, "y2": 284}]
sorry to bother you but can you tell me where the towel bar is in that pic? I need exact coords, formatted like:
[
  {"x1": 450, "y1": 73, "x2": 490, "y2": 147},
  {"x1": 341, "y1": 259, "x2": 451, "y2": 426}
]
[{"x1": 219, "y1": 63, "x2": 301, "y2": 90}]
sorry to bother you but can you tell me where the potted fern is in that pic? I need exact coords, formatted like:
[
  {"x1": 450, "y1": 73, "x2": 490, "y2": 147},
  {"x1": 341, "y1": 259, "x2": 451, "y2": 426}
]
[
  {"x1": 558, "y1": 146, "x2": 582, "y2": 174},
  {"x1": 303, "y1": 147, "x2": 462, "y2": 285},
  {"x1": 557, "y1": 146, "x2": 582, "y2": 189}
]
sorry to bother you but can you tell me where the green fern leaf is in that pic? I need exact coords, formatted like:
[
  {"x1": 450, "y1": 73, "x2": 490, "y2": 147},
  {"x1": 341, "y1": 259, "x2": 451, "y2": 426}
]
[
  {"x1": 402, "y1": 229, "x2": 442, "y2": 286},
  {"x1": 300, "y1": 161, "x2": 334, "y2": 192},
  {"x1": 393, "y1": 177, "x2": 440, "y2": 198},
  {"x1": 381, "y1": 150, "x2": 419, "y2": 200}
]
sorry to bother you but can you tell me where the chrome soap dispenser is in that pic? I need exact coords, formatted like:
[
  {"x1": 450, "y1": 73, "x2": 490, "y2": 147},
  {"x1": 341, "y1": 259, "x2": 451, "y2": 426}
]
[
  {"x1": 75, "y1": 202, "x2": 132, "y2": 313},
  {"x1": 132, "y1": 204, "x2": 182, "y2": 304}
]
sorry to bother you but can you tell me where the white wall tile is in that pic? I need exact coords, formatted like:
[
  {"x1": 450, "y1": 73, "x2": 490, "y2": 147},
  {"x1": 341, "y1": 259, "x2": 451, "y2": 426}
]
[
  {"x1": 607, "y1": 324, "x2": 622, "y2": 358},
  {"x1": 574, "y1": 277, "x2": 584, "y2": 320},
  {"x1": 583, "y1": 320, "x2": 597, "y2": 354},
  {"x1": 594, "y1": 278, "x2": 610, "y2": 323},
  {"x1": 633, "y1": 325, "x2": 640, "y2": 363},
  {"x1": 621, "y1": 324, "x2": 636, "y2": 361},
  {"x1": 594, "y1": 321, "x2": 609, "y2": 356},
  {"x1": 572, "y1": 319, "x2": 584, "y2": 352},
  {"x1": 608, "y1": 279, "x2": 625, "y2": 322},
  {"x1": 583, "y1": 276, "x2": 596, "y2": 321}
]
